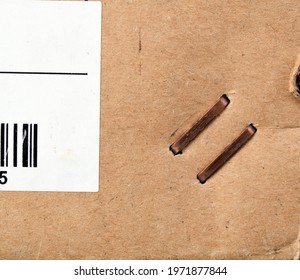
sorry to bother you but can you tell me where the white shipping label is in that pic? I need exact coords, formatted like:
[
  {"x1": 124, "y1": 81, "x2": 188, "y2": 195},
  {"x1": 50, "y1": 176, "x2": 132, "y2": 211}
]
[{"x1": 0, "y1": 2, "x2": 101, "y2": 192}]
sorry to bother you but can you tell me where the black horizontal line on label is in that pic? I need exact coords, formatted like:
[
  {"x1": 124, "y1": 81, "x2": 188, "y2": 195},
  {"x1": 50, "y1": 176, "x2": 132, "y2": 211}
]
[{"x1": 0, "y1": 71, "x2": 88, "y2": 76}]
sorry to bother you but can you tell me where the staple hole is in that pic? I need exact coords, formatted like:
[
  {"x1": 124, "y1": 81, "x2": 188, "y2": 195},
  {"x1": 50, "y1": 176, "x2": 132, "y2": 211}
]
[
  {"x1": 295, "y1": 69, "x2": 300, "y2": 94},
  {"x1": 289, "y1": 56, "x2": 300, "y2": 98}
]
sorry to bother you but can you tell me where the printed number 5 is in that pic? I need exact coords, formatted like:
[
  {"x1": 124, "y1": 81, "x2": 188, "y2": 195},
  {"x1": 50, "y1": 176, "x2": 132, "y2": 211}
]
[{"x1": 0, "y1": 171, "x2": 8, "y2": 185}]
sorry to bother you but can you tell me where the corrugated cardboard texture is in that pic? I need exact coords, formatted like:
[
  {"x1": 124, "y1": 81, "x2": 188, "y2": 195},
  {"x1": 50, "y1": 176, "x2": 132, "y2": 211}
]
[{"x1": 0, "y1": 0, "x2": 299, "y2": 259}]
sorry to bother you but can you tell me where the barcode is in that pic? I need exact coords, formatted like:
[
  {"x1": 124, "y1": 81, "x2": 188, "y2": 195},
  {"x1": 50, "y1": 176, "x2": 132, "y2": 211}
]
[{"x1": 0, "y1": 123, "x2": 38, "y2": 168}]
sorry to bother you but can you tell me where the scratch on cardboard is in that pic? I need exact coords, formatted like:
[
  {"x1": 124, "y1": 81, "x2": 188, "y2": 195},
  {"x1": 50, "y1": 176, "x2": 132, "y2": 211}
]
[
  {"x1": 138, "y1": 27, "x2": 142, "y2": 76},
  {"x1": 36, "y1": 237, "x2": 43, "y2": 260},
  {"x1": 138, "y1": 27, "x2": 142, "y2": 53}
]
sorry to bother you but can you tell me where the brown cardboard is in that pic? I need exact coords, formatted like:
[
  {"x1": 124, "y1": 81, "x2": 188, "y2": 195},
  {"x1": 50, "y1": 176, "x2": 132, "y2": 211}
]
[{"x1": 0, "y1": 0, "x2": 299, "y2": 260}]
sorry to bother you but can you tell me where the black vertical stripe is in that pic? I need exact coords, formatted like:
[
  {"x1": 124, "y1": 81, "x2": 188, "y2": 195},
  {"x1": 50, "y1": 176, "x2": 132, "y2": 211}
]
[
  {"x1": 23, "y1": 124, "x2": 29, "y2": 167},
  {"x1": 33, "y1": 124, "x2": 38, "y2": 168},
  {"x1": 5, "y1": 123, "x2": 8, "y2": 167},
  {"x1": 0, "y1": 124, "x2": 4, "y2": 167},
  {"x1": 0, "y1": 123, "x2": 39, "y2": 168},
  {"x1": 29, "y1": 124, "x2": 32, "y2": 167},
  {"x1": 13, "y1": 124, "x2": 18, "y2": 167}
]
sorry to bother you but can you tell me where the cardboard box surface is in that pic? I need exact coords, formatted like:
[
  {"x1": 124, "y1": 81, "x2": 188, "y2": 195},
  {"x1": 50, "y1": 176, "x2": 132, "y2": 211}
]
[{"x1": 0, "y1": 0, "x2": 299, "y2": 259}]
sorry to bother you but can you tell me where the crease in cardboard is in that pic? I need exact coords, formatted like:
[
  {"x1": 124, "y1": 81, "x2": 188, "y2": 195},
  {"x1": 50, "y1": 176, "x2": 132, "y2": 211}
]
[
  {"x1": 257, "y1": 126, "x2": 300, "y2": 130},
  {"x1": 240, "y1": 229, "x2": 300, "y2": 260},
  {"x1": 294, "y1": 227, "x2": 300, "y2": 260},
  {"x1": 266, "y1": 233, "x2": 300, "y2": 260}
]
